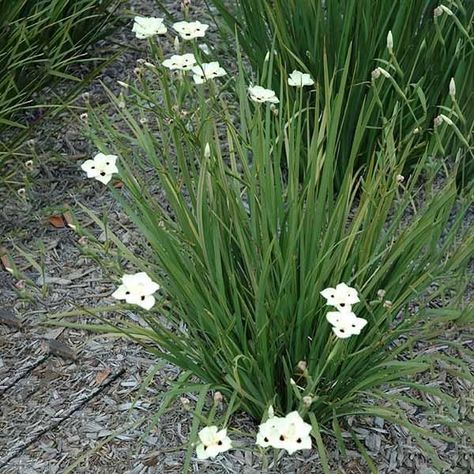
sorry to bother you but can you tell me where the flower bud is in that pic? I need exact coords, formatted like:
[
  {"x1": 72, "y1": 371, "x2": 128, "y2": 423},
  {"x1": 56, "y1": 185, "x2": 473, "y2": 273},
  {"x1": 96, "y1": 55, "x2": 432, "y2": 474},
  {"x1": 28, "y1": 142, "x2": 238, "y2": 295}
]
[
  {"x1": 387, "y1": 30, "x2": 393, "y2": 52},
  {"x1": 433, "y1": 6, "x2": 443, "y2": 17},
  {"x1": 413, "y1": 127, "x2": 421, "y2": 134},
  {"x1": 439, "y1": 114, "x2": 453, "y2": 126},
  {"x1": 204, "y1": 142, "x2": 211, "y2": 158},
  {"x1": 449, "y1": 77, "x2": 456, "y2": 100},
  {"x1": 213, "y1": 391, "x2": 223, "y2": 403},
  {"x1": 144, "y1": 61, "x2": 156, "y2": 69},
  {"x1": 383, "y1": 300, "x2": 393, "y2": 309},
  {"x1": 290, "y1": 378, "x2": 297, "y2": 386},
  {"x1": 174, "y1": 36, "x2": 180, "y2": 52},
  {"x1": 117, "y1": 81, "x2": 129, "y2": 89},
  {"x1": 377, "y1": 289, "x2": 386, "y2": 299},
  {"x1": 264, "y1": 51, "x2": 270, "y2": 62}
]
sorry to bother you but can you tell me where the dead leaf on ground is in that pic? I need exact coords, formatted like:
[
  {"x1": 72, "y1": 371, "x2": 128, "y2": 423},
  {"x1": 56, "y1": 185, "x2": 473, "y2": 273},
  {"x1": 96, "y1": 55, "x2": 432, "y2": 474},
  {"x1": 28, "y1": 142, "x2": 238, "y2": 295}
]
[
  {"x1": 0, "y1": 247, "x2": 14, "y2": 272},
  {"x1": 63, "y1": 211, "x2": 76, "y2": 229},
  {"x1": 95, "y1": 368, "x2": 112, "y2": 385},
  {"x1": 48, "y1": 215, "x2": 66, "y2": 228}
]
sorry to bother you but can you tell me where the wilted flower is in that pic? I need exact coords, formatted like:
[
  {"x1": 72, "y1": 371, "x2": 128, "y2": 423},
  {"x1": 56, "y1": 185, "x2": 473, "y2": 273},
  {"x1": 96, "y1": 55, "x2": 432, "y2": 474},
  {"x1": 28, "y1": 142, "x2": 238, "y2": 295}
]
[
  {"x1": 387, "y1": 30, "x2": 394, "y2": 51},
  {"x1": 25, "y1": 160, "x2": 34, "y2": 170},
  {"x1": 173, "y1": 20, "x2": 209, "y2": 40},
  {"x1": 81, "y1": 153, "x2": 118, "y2": 184},
  {"x1": 320, "y1": 282, "x2": 360, "y2": 312},
  {"x1": 372, "y1": 67, "x2": 391, "y2": 80},
  {"x1": 302, "y1": 396, "x2": 313, "y2": 407},
  {"x1": 195, "y1": 426, "x2": 232, "y2": 460},
  {"x1": 17, "y1": 188, "x2": 26, "y2": 198},
  {"x1": 434, "y1": 114, "x2": 453, "y2": 127},
  {"x1": 439, "y1": 5, "x2": 454, "y2": 15},
  {"x1": 191, "y1": 62, "x2": 226, "y2": 84},
  {"x1": 180, "y1": 397, "x2": 191, "y2": 409},
  {"x1": 288, "y1": 70, "x2": 314, "y2": 87},
  {"x1": 248, "y1": 85, "x2": 279, "y2": 104},
  {"x1": 213, "y1": 391, "x2": 224, "y2": 403},
  {"x1": 132, "y1": 16, "x2": 167, "y2": 39},
  {"x1": 377, "y1": 289, "x2": 386, "y2": 299},
  {"x1": 198, "y1": 43, "x2": 211, "y2": 55},
  {"x1": 256, "y1": 411, "x2": 312, "y2": 454},
  {"x1": 434, "y1": 6, "x2": 443, "y2": 17},
  {"x1": 383, "y1": 300, "x2": 393, "y2": 309},
  {"x1": 80, "y1": 112, "x2": 88, "y2": 122},
  {"x1": 326, "y1": 311, "x2": 368, "y2": 339},
  {"x1": 449, "y1": 77, "x2": 456, "y2": 99},
  {"x1": 162, "y1": 53, "x2": 197, "y2": 71},
  {"x1": 112, "y1": 272, "x2": 160, "y2": 310},
  {"x1": 297, "y1": 360, "x2": 307, "y2": 372},
  {"x1": 396, "y1": 174, "x2": 405, "y2": 183}
]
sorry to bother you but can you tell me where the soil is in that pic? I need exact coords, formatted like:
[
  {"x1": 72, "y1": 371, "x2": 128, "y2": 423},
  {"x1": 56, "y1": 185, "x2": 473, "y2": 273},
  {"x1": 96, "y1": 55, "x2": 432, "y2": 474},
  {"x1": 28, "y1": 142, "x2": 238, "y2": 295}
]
[{"x1": 0, "y1": 1, "x2": 473, "y2": 473}]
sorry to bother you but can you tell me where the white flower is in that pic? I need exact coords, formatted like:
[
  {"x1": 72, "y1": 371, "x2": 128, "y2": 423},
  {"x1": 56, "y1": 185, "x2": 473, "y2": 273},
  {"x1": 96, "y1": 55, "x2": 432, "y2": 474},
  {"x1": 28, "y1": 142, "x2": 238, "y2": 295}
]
[
  {"x1": 112, "y1": 272, "x2": 160, "y2": 310},
  {"x1": 248, "y1": 85, "x2": 279, "y2": 104},
  {"x1": 173, "y1": 20, "x2": 209, "y2": 40},
  {"x1": 162, "y1": 53, "x2": 197, "y2": 71},
  {"x1": 326, "y1": 311, "x2": 367, "y2": 339},
  {"x1": 256, "y1": 416, "x2": 286, "y2": 448},
  {"x1": 320, "y1": 282, "x2": 360, "y2": 312},
  {"x1": 81, "y1": 153, "x2": 118, "y2": 184},
  {"x1": 132, "y1": 16, "x2": 167, "y2": 39},
  {"x1": 288, "y1": 70, "x2": 314, "y2": 87},
  {"x1": 195, "y1": 426, "x2": 232, "y2": 460},
  {"x1": 256, "y1": 411, "x2": 312, "y2": 454},
  {"x1": 191, "y1": 62, "x2": 226, "y2": 84}
]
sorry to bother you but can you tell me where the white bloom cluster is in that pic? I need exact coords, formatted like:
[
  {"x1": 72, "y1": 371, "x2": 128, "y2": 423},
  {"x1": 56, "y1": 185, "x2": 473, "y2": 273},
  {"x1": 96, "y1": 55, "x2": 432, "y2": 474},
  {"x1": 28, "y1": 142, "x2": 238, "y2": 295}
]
[
  {"x1": 112, "y1": 272, "x2": 160, "y2": 310},
  {"x1": 321, "y1": 283, "x2": 367, "y2": 338},
  {"x1": 192, "y1": 62, "x2": 227, "y2": 84},
  {"x1": 195, "y1": 426, "x2": 232, "y2": 459},
  {"x1": 162, "y1": 53, "x2": 197, "y2": 71},
  {"x1": 248, "y1": 85, "x2": 279, "y2": 103},
  {"x1": 173, "y1": 20, "x2": 209, "y2": 40},
  {"x1": 132, "y1": 16, "x2": 167, "y2": 38},
  {"x1": 287, "y1": 70, "x2": 314, "y2": 87},
  {"x1": 256, "y1": 408, "x2": 312, "y2": 454},
  {"x1": 81, "y1": 153, "x2": 118, "y2": 184}
]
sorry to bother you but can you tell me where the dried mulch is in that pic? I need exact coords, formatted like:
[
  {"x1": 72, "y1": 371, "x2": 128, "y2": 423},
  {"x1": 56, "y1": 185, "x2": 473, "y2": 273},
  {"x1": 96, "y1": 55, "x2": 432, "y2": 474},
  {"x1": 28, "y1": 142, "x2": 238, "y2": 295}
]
[{"x1": 1, "y1": 1, "x2": 473, "y2": 472}]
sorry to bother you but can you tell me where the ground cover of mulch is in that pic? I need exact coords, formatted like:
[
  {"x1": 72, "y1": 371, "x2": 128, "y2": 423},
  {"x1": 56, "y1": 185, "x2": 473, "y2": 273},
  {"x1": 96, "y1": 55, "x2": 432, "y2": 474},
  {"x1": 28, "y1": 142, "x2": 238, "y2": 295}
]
[{"x1": 1, "y1": 1, "x2": 473, "y2": 472}]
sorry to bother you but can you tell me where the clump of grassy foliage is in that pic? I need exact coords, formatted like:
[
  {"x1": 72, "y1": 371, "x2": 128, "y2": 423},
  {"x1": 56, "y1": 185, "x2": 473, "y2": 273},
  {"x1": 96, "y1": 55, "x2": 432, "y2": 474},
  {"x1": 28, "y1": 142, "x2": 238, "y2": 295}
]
[
  {"x1": 0, "y1": 0, "x2": 120, "y2": 173},
  {"x1": 207, "y1": 0, "x2": 474, "y2": 182},
  {"x1": 54, "y1": 32, "x2": 474, "y2": 470}
]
